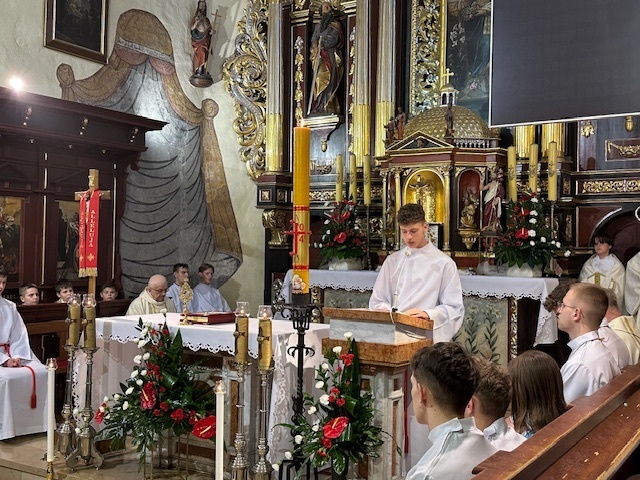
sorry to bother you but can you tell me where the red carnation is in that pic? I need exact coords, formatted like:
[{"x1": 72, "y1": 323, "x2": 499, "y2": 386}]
[
  {"x1": 170, "y1": 408, "x2": 185, "y2": 423},
  {"x1": 336, "y1": 398, "x2": 346, "y2": 407},
  {"x1": 323, "y1": 416, "x2": 349, "y2": 439},
  {"x1": 334, "y1": 231, "x2": 347, "y2": 244},
  {"x1": 160, "y1": 401, "x2": 169, "y2": 412},
  {"x1": 321, "y1": 436, "x2": 332, "y2": 448},
  {"x1": 94, "y1": 409, "x2": 105, "y2": 424},
  {"x1": 192, "y1": 416, "x2": 217, "y2": 439}
]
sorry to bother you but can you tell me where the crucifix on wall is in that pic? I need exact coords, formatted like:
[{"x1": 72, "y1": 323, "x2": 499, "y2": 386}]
[{"x1": 74, "y1": 169, "x2": 110, "y2": 296}]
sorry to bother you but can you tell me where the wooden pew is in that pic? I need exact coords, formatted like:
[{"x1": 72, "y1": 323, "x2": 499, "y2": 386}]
[{"x1": 473, "y1": 363, "x2": 640, "y2": 479}]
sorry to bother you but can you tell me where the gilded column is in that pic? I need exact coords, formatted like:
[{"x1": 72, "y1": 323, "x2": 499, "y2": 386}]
[
  {"x1": 353, "y1": 0, "x2": 371, "y2": 167},
  {"x1": 541, "y1": 122, "x2": 565, "y2": 158},
  {"x1": 394, "y1": 169, "x2": 401, "y2": 248},
  {"x1": 514, "y1": 125, "x2": 535, "y2": 158},
  {"x1": 374, "y1": 0, "x2": 396, "y2": 157},
  {"x1": 266, "y1": 0, "x2": 284, "y2": 172}
]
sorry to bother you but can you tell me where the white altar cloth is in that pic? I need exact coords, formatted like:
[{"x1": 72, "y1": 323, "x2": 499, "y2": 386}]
[
  {"x1": 283, "y1": 270, "x2": 559, "y2": 345},
  {"x1": 74, "y1": 313, "x2": 329, "y2": 460}
]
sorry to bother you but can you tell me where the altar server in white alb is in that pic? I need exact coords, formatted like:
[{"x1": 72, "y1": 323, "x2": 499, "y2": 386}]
[
  {"x1": 578, "y1": 232, "x2": 626, "y2": 312},
  {"x1": 0, "y1": 269, "x2": 48, "y2": 440},
  {"x1": 192, "y1": 263, "x2": 231, "y2": 312},
  {"x1": 369, "y1": 203, "x2": 464, "y2": 343}
]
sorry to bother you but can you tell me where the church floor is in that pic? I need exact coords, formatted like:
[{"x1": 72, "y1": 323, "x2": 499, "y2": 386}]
[{"x1": 0, "y1": 433, "x2": 214, "y2": 479}]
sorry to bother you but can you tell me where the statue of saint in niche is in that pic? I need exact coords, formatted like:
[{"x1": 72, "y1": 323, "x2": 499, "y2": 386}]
[{"x1": 190, "y1": 0, "x2": 213, "y2": 86}]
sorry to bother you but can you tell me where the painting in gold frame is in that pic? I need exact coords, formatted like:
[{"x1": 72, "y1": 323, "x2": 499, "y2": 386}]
[
  {"x1": 0, "y1": 196, "x2": 23, "y2": 282},
  {"x1": 45, "y1": 0, "x2": 109, "y2": 64},
  {"x1": 56, "y1": 200, "x2": 80, "y2": 281}
]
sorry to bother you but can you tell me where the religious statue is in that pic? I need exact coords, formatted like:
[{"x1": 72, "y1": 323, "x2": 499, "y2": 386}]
[
  {"x1": 385, "y1": 116, "x2": 396, "y2": 145},
  {"x1": 460, "y1": 188, "x2": 479, "y2": 229},
  {"x1": 308, "y1": 2, "x2": 344, "y2": 115},
  {"x1": 395, "y1": 107, "x2": 406, "y2": 140},
  {"x1": 481, "y1": 167, "x2": 505, "y2": 232},
  {"x1": 444, "y1": 99, "x2": 454, "y2": 141},
  {"x1": 190, "y1": 0, "x2": 213, "y2": 87}
]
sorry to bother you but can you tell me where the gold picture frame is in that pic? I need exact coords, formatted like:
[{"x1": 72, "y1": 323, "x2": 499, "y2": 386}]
[{"x1": 45, "y1": 0, "x2": 109, "y2": 64}]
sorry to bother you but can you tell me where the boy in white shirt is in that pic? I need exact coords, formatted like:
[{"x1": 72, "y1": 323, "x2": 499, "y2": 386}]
[
  {"x1": 406, "y1": 343, "x2": 497, "y2": 480},
  {"x1": 465, "y1": 356, "x2": 526, "y2": 451}
]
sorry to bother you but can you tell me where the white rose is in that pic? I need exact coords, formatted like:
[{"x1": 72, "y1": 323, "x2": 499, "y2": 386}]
[
  {"x1": 332, "y1": 346, "x2": 342, "y2": 354},
  {"x1": 343, "y1": 331, "x2": 353, "y2": 340},
  {"x1": 324, "y1": 219, "x2": 330, "y2": 225},
  {"x1": 315, "y1": 381, "x2": 325, "y2": 389},
  {"x1": 540, "y1": 237, "x2": 546, "y2": 243},
  {"x1": 136, "y1": 379, "x2": 143, "y2": 386},
  {"x1": 528, "y1": 229, "x2": 536, "y2": 237},
  {"x1": 272, "y1": 464, "x2": 280, "y2": 472},
  {"x1": 125, "y1": 387, "x2": 134, "y2": 395},
  {"x1": 133, "y1": 355, "x2": 142, "y2": 365},
  {"x1": 294, "y1": 434, "x2": 303, "y2": 444},
  {"x1": 556, "y1": 241, "x2": 562, "y2": 248},
  {"x1": 530, "y1": 240, "x2": 535, "y2": 246},
  {"x1": 564, "y1": 250, "x2": 571, "y2": 257},
  {"x1": 99, "y1": 406, "x2": 106, "y2": 413},
  {"x1": 529, "y1": 218, "x2": 537, "y2": 224},
  {"x1": 530, "y1": 210, "x2": 538, "y2": 216},
  {"x1": 319, "y1": 394, "x2": 330, "y2": 406},
  {"x1": 312, "y1": 424, "x2": 320, "y2": 432},
  {"x1": 103, "y1": 396, "x2": 109, "y2": 403},
  {"x1": 531, "y1": 197, "x2": 539, "y2": 203},
  {"x1": 321, "y1": 363, "x2": 330, "y2": 370},
  {"x1": 122, "y1": 401, "x2": 129, "y2": 410},
  {"x1": 114, "y1": 394, "x2": 121, "y2": 401},
  {"x1": 137, "y1": 339, "x2": 148, "y2": 348},
  {"x1": 143, "y1": 352, "x2": 150, "y2": 360},
  {"x1": 308, "y1": 406, "x2": 317, "y2": 415},
  {"x1": 284, "y1": 451, "x2": 293, "y2": 460},
  {"x1": 141, "y1": 369, "x2": 148, "y2": 376},
  {"x1": 131, "y1": 370, "x2": 139, "y2": 378},
  {"x1": 319, "y1": 243, "x2": 323, "y2": 248},
  {"x1": 160, "y1": 308, "x2": 167, "y2": 315},
  {"x1": 313, "y1": 242, "x2": 318, "y2": 248}
]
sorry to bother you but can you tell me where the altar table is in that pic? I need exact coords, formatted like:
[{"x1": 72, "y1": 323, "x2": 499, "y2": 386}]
[
  {"x1": 74, "y1": 313, "x2": 329, "y2": 461},
  {"x1": 283, "y1": 270, "x2": 559, "y2": 358}
]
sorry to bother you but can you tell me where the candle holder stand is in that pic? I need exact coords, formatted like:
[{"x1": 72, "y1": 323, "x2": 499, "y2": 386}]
[
  {"x1": 58, "y1": 344, "x2": 78, "y2": 456},
  {"x1": 46, "y1": 460, "x2": 54, "y2": 480},
  {"x1": 251, "y1": 365, "x2": 274, "y2": 480},
  {"x1": 66, "y1": 346, "x2": 104, "y2": 470},
  {"x1": 365, "y1": 204, "x2": 372, "y2": 270},
  {"x1": 278, "y1": 305, "x2": 320, "y2": 480},
  {"x1": 230, "y1": 361, "x2": 250, "y2": 480}
]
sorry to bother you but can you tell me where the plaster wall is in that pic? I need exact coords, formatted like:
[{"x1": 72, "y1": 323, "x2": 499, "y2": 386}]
[{"x1": 0, "y1": 0, "x2": 264, "y2": 310}]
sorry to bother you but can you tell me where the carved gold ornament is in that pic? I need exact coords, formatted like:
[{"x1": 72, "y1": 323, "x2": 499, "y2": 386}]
[
  {"x1": 223, "y1": 0, "x2": 268, "y2": 179},
  {"x1": 580, "y1": 120, "x2": 595, "y2": 137},
  {"x1": 581, "y1": 179, "x2": 640, "y2": 194},
  {"x1": 409, "y1": 0, "x2": 440, "y2": 115},
  {"x1": 607, "y1": 140, "x2": 640, "y2": 159}
]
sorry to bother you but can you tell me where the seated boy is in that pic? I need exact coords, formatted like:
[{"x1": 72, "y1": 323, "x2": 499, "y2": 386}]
[
  {"x1": 54, "y1": 278, "x2": 74, "y2": 303},
  {"x1": 19, "y1": 283, "x2": 40, "y2": 306},
  {"x1": 465, "y1": 356, "x2": 526, "y2": 451},
  {"x1": 407, "y1": 342, "x2": 497, "y2": 480},
  {"x1": 100, "y1": 281, "x2": 118, "y2": 301}
]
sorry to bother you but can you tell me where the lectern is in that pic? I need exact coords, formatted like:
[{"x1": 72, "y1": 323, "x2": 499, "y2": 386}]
[{"x1": 322, "y1": 308, "x2": 432, "y2": 479}]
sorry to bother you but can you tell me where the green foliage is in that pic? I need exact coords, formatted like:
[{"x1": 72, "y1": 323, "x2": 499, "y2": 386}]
[
  {"x1": 315, "y1": 200, "x2": 366, "y2": 264},
  {"x1": 96, "y1": 317, "x2": 216, "y2": 469}
]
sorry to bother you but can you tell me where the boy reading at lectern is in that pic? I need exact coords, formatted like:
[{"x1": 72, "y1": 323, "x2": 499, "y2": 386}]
[{"x1": 369, "y1": 203, "x2": 464, "y2": 344}]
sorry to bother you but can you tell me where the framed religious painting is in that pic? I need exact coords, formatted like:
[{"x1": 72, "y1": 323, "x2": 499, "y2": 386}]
[
  {"x1": 56, "y1": 200, "x2": 81, "y2": 281},
  {"x1": 444, "y1": 0, "x2": 491, "y2": 122},
  {"x1": 0, "y1": 196, "x2": 23, "y2": 283},
  {"x1": 45, "y1": 0, "x2": 109, "y2": 63}
]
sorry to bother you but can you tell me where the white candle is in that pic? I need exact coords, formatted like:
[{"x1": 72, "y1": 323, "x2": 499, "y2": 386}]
[
  {"x1": 46, "y1": 358, "x2": 58, "y2": 462},
  {"x1": 215, "y1": 380, "x2": 225, "y2": 480}
]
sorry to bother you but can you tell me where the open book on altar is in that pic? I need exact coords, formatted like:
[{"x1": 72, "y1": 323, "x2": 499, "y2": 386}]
[{"x1": 323, "y1": 307, "x2": 433, "y2": 345}]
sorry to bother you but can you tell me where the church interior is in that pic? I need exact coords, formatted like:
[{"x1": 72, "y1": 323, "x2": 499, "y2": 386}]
[{"x1": 1, "y1": 0, "x2": 640, "y2": 478}]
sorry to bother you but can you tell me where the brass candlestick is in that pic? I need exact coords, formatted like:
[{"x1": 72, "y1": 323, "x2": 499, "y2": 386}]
[
  {"x1": 251, "y1": 366, "x2": 274, "y2": 480},
  {"x1": 231, "y1": 361, "x2": 250, "y2": 480},
  {"x1": 58, "y1": 344, "x2": 78, "y2": 457}
]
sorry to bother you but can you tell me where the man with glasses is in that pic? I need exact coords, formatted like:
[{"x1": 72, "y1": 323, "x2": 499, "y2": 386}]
[
  {"x1": 557, "y1": 283, "x2": 620, "y2": 403},
  {"x1": 126, "y1": 274, "x2": 177, "y2": 315}
]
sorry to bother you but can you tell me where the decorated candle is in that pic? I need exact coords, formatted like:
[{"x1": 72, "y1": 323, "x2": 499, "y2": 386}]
[
  {"x1": 348, "y1": 153, "x2": 357, "y2": 201},
  {"x1": 68, "y1": 295, "x2": 81, "y2": 346},
  {"x1": 292, "y1": 126, "x2": 311, "y2": 295},
  {"x1": 234, "y1": 301, "x2": 249, "y2": 364},
  {"x1": 215, "y1": 381, "x2": 225, "y2": 480},
  {"x1": 507, "y1": 146, "x2": 517, "y2": 202},
  {"x1": 335, "y1": 154, "x2": 343, "y2": 202},
  {"x1": 547, "y1": 141, "x2": 558, "y2": 201},
  {"x1": 363, "y1": 155, "x2": 371, "y2": 205},
  {"x1": 82, "y1": 293, "x2": 97, "y2": 349},
  {"x1": 528, "y1": 143, "x2": 539, "y2": 194},
  {"x1": 257, "y1": 305, "x2": 273, "y2": 371}
]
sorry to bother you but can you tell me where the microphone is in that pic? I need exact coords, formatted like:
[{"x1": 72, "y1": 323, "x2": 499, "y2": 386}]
[{"x1": 392, "y1": 247, "x2": 412, "y2": 312}]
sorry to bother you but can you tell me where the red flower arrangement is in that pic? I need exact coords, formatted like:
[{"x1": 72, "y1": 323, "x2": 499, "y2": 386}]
[
  {"x1": 314, "y1": 200, "x2": 366, "y2": 264},
  {"x1": 278, "y1": 334, "x2": 386, "y2": 476},
  {"x1": 96, "y1": 317, "x2": 216, "y2": 469}
]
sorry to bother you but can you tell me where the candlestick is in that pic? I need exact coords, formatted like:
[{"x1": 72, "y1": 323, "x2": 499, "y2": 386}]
[
  {"x1": 234, "y1": 302, "x2": 249, "y2": 364},
  {"x1": 335, "y1": 154, "x2": 343, "y2": 202},
  {"x1": 529, "y1": 143, "x2": 539, "y2": 194},
  {"x1": 348, "y1": 153, "x2": 357, "y2": 201},
  {"x1": 257, "y1": 305, "x2": 273, "y2": 371},
  {"x1": 363, "y1": 154, "x2": 371, "y2": 206},
  {"x1": 82, "y1": 293, "x2": 97, "y2": 350},
  {"x1": 547, "y1": 141, "x2": 558, "y2": 201},
  {"x1": 215, "y1": 381, "x2": 226, "y2": 480},
  {"x1": 46, "y1": 358, "x2": 58, "y2": 463},
  {"x1": 507, "y1": 146, "x2": 517, "y2": 202},
  {"x1": 67, "y1": 294, "x2": 81, "y2": 346}
]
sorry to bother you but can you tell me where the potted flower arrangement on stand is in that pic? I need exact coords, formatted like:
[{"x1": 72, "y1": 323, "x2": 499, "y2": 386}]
[
  {"x1": 96, "y1": 317, "x2": 217, "y2": 474},
  {"x1": 276, "y1": 333, "x2": 387, "y2": 479},
  {"x1": 494, "y1": 192, "x2": 570, "y2": 276},
  {"x1": 315, "y1": 200, "x2": 366, "y2": 270}
]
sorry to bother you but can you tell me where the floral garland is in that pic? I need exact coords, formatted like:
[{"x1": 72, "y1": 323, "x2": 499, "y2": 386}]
[{"x1": 96, "y1": 316, "x2": 216, "y2": 469}]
